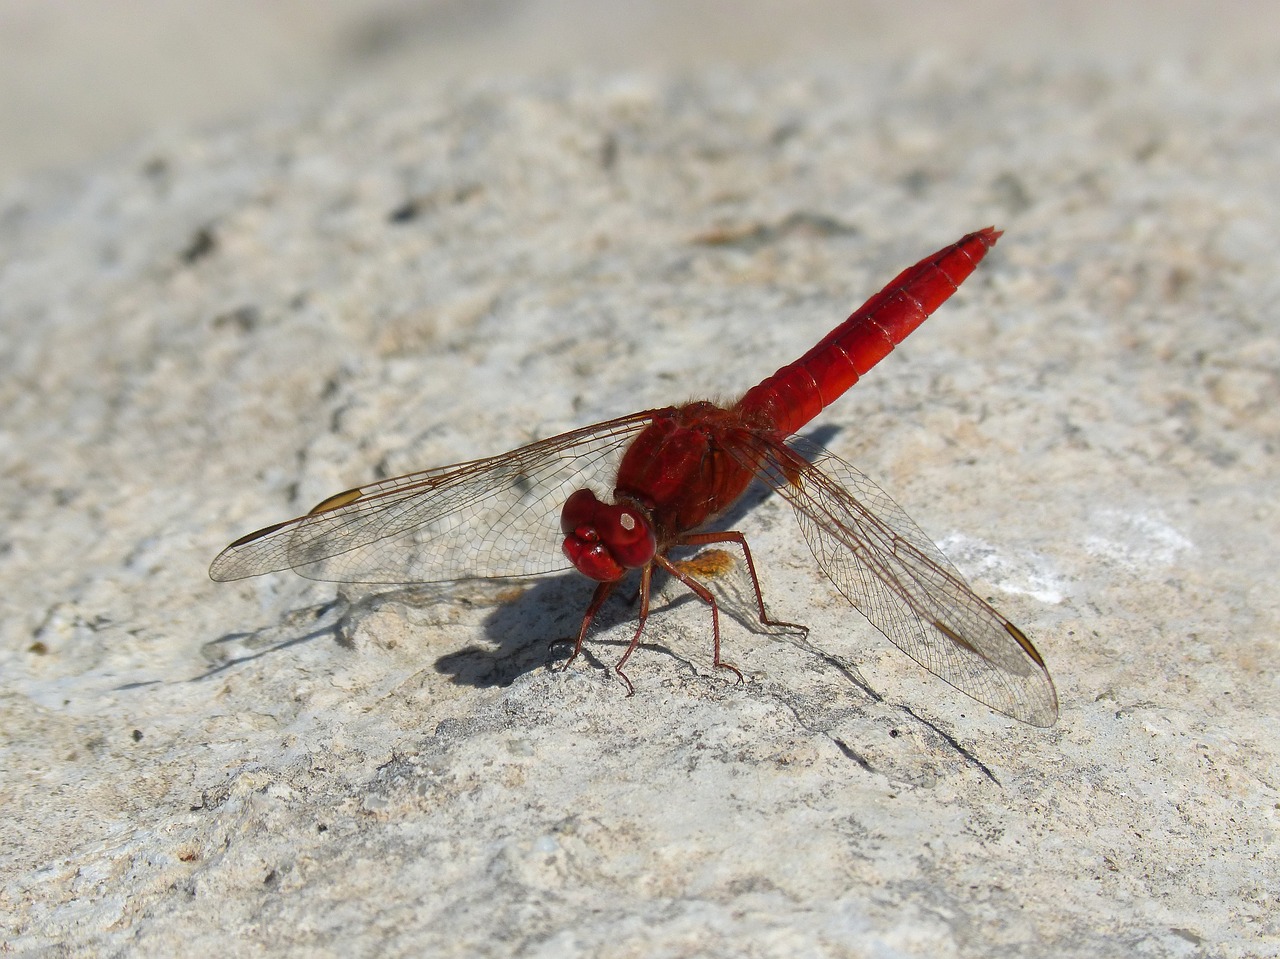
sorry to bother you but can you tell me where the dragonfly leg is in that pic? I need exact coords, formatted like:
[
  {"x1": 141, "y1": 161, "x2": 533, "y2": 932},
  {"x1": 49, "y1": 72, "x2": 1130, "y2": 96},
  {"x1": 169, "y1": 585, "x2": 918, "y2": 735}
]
[
  {"x1": 554, "y1": 579, "x2": 618, "y2": 671},
  {"x1": 680, "y1": 530, "x2": 809, "y2": 638},
  {"x1": 612, "y1": 564, "x2": 654, "y2": 696},
  {"x1": 654, "y1": 554, "x2": 744, "y2": 685}
]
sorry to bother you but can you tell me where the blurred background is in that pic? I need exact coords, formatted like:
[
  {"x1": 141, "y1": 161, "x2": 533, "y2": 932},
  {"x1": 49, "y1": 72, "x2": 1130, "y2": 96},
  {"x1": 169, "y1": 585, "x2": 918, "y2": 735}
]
[{"x1": 0, "y1": 0, "x2": 1272, "y2": 186}]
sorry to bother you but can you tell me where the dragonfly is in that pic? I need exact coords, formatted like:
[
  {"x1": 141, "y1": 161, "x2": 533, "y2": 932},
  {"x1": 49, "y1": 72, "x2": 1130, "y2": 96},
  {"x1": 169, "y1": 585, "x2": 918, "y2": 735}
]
[{"x1": 211, "y1": 227, "x2": 1058, "y2": 727}]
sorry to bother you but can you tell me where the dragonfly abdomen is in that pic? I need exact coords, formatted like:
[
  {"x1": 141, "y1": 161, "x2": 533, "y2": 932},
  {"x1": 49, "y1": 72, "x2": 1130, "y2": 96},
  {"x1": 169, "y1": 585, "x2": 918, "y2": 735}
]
[{"x1": 734, "y1": 228, "x2": 1001, "y2": 436}]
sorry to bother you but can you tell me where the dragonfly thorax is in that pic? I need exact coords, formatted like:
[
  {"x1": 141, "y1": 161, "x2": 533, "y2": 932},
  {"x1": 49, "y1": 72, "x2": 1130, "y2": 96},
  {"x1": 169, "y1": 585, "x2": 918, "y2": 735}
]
[{"x1": 560, "y1": 488, "x2": 657, "y2": 582}]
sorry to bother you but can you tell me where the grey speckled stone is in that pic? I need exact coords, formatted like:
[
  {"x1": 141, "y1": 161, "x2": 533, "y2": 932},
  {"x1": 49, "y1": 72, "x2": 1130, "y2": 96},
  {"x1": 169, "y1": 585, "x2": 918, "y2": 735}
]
[{"x1": 1, "y1": 62, "x2": 1276, "y2": 957}]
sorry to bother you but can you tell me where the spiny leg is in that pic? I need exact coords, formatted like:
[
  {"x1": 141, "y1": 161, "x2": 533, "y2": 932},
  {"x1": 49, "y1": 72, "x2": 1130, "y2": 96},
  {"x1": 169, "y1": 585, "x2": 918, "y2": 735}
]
[
  {"x1": 681, "y1": 530, "x2": 809, "y2": 637},
  {"x1": 553, "y1": 579, "x2": 619, "y2": 671},
  {"x1": 654, "y1": 554, "x2": 744, "y2": 685},
  {"x1": 611, "y1": 564, "x2": 655, "y2": 696}
]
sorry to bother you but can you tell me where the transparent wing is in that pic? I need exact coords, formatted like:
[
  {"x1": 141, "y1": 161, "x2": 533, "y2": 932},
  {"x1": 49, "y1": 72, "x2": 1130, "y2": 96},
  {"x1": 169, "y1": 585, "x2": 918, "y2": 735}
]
[
  {"x1": 210, "y1": 410, "x2": 664, "y2": 585},
  {"x1": 731, "y1": 434, "x2": 1058, "y2": 727}
]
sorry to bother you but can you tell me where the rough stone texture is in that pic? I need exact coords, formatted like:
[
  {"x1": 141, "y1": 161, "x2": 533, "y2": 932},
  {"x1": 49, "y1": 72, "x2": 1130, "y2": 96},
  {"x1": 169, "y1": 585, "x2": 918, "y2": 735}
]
[{"x1": 1, "y1": 61, "x2": 1277, "y2": 957}]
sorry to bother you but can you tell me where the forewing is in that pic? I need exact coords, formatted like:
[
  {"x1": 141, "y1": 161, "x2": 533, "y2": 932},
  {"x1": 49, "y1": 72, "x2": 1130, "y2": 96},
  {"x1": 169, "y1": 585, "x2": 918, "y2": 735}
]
[
  {"x1": 734, "y1": 434, "x2": 1058, "y2": 726},
  {"x1": 209, "y1": 411, "x2": 662, "y2": 585}
]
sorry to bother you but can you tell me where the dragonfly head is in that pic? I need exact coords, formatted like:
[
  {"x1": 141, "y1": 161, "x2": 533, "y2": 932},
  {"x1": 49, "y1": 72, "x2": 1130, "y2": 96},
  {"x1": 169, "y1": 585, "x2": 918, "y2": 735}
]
[{"x1": 560, "y1": 489, "x2": 656, "y2": 582}]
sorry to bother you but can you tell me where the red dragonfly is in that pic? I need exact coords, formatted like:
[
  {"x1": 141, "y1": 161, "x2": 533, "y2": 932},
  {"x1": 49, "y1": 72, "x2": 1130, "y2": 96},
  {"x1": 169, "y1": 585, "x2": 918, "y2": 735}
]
[{"x1": 211, "y1": 228, "x2": 1058, "y2": 727}]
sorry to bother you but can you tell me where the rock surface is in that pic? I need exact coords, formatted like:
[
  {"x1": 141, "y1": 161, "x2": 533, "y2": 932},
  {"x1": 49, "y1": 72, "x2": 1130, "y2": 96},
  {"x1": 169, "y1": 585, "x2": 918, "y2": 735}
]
[{"x1": 1, "y1": 59, "x2": 1276, "y2": 957}]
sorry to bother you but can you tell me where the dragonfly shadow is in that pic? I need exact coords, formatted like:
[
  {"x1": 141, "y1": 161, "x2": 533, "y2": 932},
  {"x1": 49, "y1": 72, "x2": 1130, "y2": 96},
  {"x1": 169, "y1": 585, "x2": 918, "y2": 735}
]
[
  {"x1": 191, "y1": 598, "x2": 350, "y2": 681},
  {"x1": 438, "y1": 572, "x2": 640, "y2": 690},
  {"x1": 190, "y1": 581, "x2": 587, "y2": 690},
  {"x1": 191, "y1": 586, "x2": 460, "y2": 683}
]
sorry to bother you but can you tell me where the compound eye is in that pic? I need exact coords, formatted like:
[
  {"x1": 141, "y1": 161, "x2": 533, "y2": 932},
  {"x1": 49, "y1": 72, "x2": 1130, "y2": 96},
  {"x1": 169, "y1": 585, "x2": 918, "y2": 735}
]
[{"x1": 559, "y1": 489, "x2": 656, "y2": 580}]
